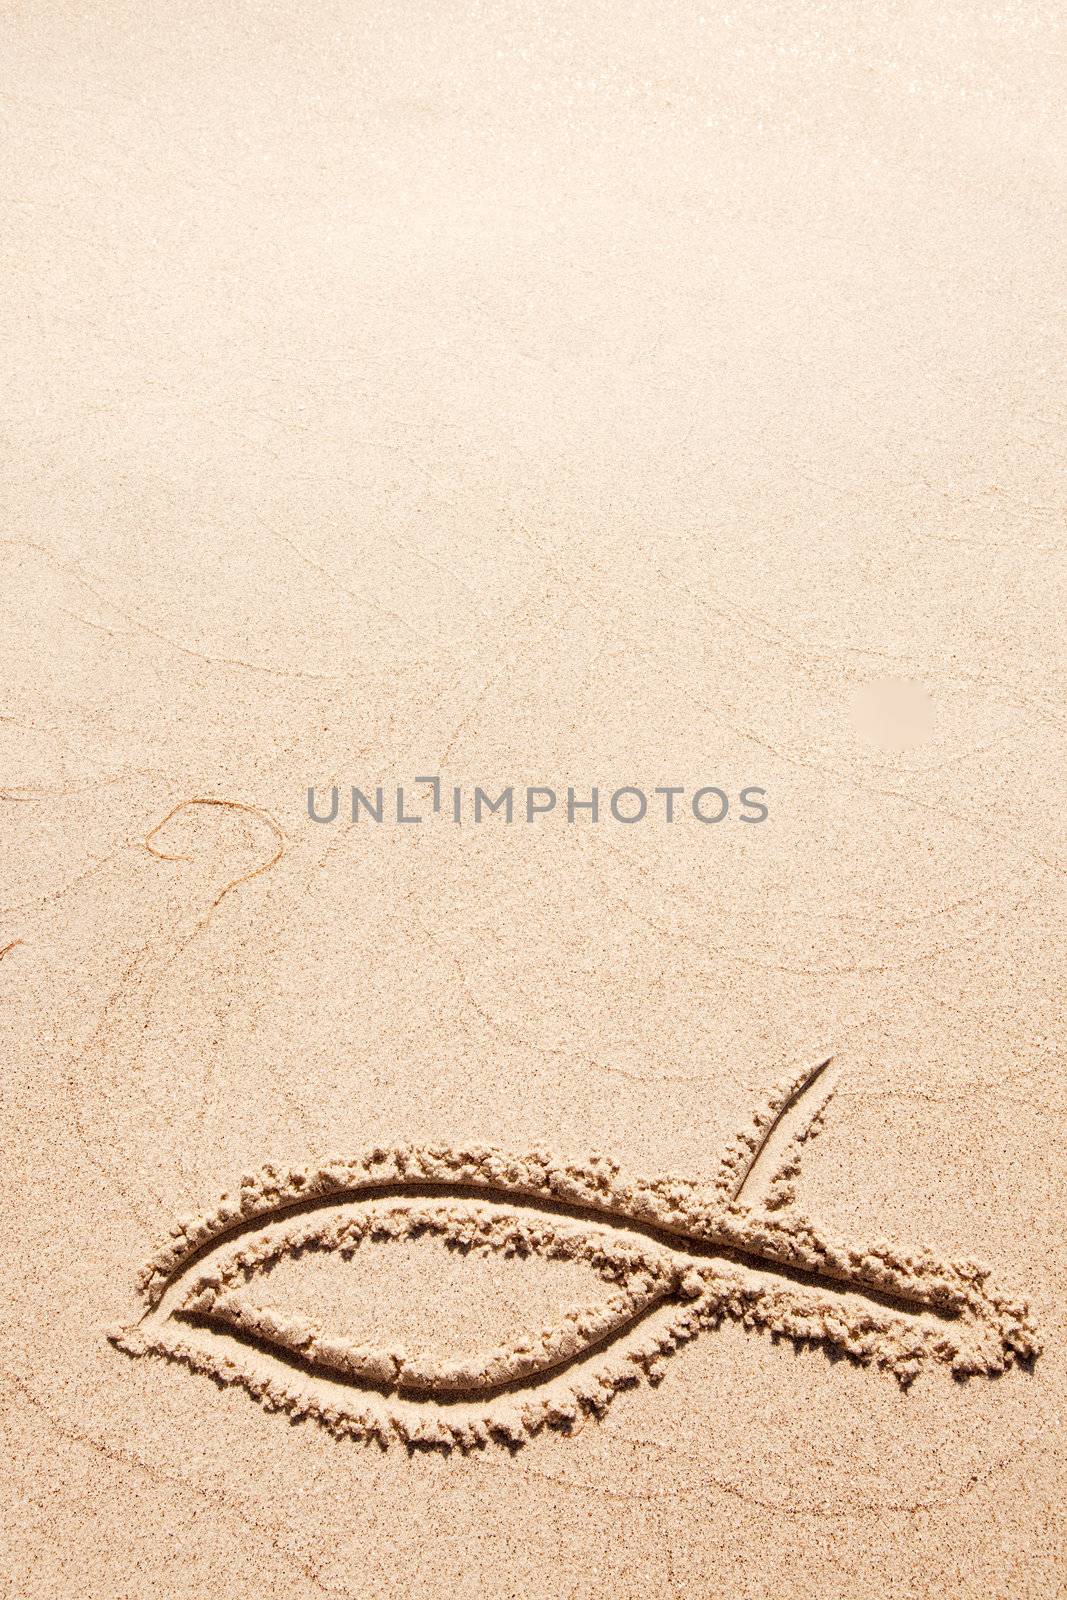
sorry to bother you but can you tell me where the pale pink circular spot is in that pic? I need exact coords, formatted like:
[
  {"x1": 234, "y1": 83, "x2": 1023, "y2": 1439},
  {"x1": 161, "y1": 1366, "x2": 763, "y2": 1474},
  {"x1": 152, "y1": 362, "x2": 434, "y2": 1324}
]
[{"x1": 848, "y1": 677, "x2": 935, "y2": 751}]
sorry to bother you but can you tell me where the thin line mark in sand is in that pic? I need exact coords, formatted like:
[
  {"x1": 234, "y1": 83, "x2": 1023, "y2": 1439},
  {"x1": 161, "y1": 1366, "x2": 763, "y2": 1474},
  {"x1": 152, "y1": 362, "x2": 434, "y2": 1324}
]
[
  {"x1": 56, "y1": 800, "x2": 286, "y2": 1236},
  {"x1": 140, "y1": 797, "x2": 288, "y2": 1162},
  {"x1": 110, "y1": 1057, "x2": 1041, "y2": 1451},
  {"x1": 143, "y1": 797, "x2": 285, "y2": 913},
  {"x1": 0, "y1": 1362, "x2": 350, "y2": 1600}
]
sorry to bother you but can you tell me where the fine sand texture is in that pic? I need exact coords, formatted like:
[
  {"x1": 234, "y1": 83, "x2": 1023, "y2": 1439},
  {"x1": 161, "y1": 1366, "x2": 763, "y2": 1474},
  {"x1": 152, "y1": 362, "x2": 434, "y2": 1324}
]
[{"x1": 1, "y1": 3, "x2": 1064, "y2": 1597}]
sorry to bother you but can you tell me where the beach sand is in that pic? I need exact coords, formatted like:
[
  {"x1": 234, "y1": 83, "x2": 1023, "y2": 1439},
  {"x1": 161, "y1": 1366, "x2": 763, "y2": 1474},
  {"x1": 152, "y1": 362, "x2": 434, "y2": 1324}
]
[{"x1": 1, "y1": 3, "x2": 1064, "y2": 1595}]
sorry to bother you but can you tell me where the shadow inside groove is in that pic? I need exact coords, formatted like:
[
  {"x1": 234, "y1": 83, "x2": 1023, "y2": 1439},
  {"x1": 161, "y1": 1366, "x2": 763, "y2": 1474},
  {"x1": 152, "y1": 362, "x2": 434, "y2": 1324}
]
[
  {"x1": 175, "y1": 1282, "x2": 680, "y2": 1405},
  {"x1": 148, "y1": 1177, "x2": 961, "y2": 1326}
]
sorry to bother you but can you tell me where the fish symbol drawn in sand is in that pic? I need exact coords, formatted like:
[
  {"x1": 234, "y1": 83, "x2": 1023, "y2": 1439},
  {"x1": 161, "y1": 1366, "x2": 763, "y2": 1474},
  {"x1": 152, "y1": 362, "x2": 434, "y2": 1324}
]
[{"x1": 110, "y1": 1057, "x2": 1040, "y2": 1449}]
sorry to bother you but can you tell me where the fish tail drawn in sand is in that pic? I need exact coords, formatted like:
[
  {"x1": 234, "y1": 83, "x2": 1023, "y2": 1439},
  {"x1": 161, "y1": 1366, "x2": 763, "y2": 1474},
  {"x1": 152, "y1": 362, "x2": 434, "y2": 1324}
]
[{"x1": 110, "y1": 1057, "x2": 1041, "y2": 1449}]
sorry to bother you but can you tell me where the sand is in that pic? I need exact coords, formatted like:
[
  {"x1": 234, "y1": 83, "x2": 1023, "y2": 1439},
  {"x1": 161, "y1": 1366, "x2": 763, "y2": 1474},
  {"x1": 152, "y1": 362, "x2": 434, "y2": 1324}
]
[{"x1": 1, "y1": 2, "x2": 1064, "y2": 1596}]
